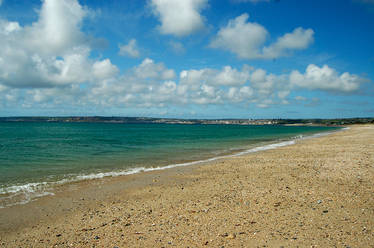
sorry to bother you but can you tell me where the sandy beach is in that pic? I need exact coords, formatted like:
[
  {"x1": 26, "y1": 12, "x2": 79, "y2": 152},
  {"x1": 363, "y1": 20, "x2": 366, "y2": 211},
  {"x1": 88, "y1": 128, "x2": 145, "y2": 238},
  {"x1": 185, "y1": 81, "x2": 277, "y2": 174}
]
[{"x1": 0, "y1": 125, "x2": 373, "y2": 247}]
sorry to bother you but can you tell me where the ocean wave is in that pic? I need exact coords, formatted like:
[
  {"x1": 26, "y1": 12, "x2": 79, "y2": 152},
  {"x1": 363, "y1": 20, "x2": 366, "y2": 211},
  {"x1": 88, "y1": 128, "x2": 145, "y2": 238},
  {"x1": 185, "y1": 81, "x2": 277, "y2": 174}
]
[
  {"x1": 0, "y1": 183, "x2": 54, "y2": 209},
  {"x1": 0, "y1": 129, "x2": 341, "y2": 208}
]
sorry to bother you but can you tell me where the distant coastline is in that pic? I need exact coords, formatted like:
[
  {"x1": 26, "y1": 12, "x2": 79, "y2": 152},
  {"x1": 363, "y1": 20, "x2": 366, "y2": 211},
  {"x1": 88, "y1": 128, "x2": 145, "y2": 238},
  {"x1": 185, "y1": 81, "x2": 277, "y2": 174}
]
[{"x1": 0, "y1": 116, "x2": 373, "y2": 126}]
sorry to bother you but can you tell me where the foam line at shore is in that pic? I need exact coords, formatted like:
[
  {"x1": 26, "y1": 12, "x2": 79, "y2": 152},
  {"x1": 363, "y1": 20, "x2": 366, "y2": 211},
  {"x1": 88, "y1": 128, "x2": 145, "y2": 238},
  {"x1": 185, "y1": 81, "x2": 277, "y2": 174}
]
[
  {"x1": 74, "y1": 140, "x2": 295, "y2": 179},
  {"x1": 0, "y1": 128, "x2": 343, "y2": 208}
]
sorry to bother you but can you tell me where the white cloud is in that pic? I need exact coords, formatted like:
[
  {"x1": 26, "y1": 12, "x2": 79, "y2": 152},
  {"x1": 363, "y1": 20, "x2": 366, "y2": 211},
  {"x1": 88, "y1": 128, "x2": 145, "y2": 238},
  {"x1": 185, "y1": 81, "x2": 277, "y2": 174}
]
[
  {"x1": 0, "y1": 0, "x2": 3, "y2": 7},
  {"x1": 250, "y1": 69, "x2": 275, "y2": 95},
  {"x1": 201, "y1": 84, "x2": 216, "y2": 97},
  {"x1": 43, "y1": 48, "x2": 92, "y2": 84},
  {"x1": 27, "y1": 0, "x2": 87, "y2": 55},
  {"x1": 180, "y1": 69, "x2": 210, "y2": 87},
  {"x1": 290, "y1": 64, "x2": 363, "y2": 92},
  {"x1": 210, "y1": 13, "x2": 314, "y2": 59},
  {"x1": 0, "y1": 0, "x2": 118, "y2": 88},
  {"x1": 262, "y1": 27, "x2": 314, "y2": 59},
  {"x1": 159, "y1": 81, "x2": 177, "y2": 95},
  {"x1": 214, "y1": 66, "x2": 250, "y2": 86},
  {"x1": 1, "y1": 56, "x2": 366, "y2": 111},
  {"x1": 88, "y1": 60, "x2": 256, "y2": 108},
  {"x1": 177, "y1": 65, "x2": 287, "y2": 107},
  {"x1": 134, "y1": 58, "x2": 176, "y2": 80},
  {"x1": 226, "y1": 86, "x2": 254, "y2": 103},
  {"x1": 180, "y1": 65, "x2": 251, "y2": 87},
  {"x1": 210, "y1": 13, "x2": 268, "y2": 59},
  {"x1": 150, "y1": 0, "x2": 207, "y2": 36},
  {"x1": 0, "y1": 21, "x2": 21, "y2": 34},
  {"x1": 93, "y1": 59, "x2": 119, "y2": 80},
  {"x1": 119, "y1": 39, "x2": 140, "y2": 58},
  {"x1": 0, "y1": 2, "x2": 366, "y2": 113}
]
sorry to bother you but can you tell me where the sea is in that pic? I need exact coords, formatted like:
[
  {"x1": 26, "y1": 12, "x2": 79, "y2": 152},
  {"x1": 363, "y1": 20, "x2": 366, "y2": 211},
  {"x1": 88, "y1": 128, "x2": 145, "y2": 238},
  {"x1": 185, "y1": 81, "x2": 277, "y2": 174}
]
[{"x1": 0, "y1": 122, "x2": 340, "y2": 208}]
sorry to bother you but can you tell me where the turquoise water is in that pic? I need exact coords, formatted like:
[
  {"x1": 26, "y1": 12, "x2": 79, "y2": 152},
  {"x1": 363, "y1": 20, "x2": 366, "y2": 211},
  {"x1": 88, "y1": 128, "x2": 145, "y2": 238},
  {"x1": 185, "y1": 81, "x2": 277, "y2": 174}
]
[{"x1": 0, "y1": 122, "x2": 339, "y2": 207}]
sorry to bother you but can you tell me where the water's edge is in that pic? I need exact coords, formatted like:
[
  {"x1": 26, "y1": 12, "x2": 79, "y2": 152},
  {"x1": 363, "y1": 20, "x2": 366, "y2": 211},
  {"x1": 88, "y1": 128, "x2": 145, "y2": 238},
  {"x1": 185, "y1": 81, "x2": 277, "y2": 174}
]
[{"x1": 0, "y1": 126, "x2": 345, "y2": 209}]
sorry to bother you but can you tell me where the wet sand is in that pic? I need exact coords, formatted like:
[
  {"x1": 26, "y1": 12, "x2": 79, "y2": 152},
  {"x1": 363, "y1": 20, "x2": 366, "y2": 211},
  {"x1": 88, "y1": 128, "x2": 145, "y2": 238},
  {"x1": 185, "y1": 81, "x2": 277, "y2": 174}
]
[{"x1": 0, "y1": 125, "x2": 373, "y2": 247}]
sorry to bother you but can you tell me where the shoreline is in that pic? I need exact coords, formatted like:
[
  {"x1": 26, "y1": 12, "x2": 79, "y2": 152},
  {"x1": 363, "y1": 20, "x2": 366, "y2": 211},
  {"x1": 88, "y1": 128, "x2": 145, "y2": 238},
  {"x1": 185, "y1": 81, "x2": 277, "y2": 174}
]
[
  {"x1": 1, "y1": 125, "x2": 373, "y2": 247},
  {"x1": 0, "y1": 126, "x2": 341, "y2": 209}
]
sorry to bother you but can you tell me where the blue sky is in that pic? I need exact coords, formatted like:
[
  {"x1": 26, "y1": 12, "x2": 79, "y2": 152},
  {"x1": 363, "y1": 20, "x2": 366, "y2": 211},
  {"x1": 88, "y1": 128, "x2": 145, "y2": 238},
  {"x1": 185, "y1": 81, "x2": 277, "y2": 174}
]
[{"x1": 0, "y1": 0, "x2": 373, "y2": 119}]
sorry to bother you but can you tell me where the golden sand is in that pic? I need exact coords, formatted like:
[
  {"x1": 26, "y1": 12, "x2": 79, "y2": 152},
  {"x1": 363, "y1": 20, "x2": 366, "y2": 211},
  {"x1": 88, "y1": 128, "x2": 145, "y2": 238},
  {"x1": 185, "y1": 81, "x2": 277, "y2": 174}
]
[{"x1": 1, "y1": 125, "x2": 373, "y2": 247}]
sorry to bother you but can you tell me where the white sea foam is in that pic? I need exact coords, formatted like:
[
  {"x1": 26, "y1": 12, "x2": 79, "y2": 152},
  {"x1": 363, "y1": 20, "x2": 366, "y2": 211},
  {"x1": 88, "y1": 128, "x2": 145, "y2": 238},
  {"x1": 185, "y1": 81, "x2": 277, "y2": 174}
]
[
  {"x1": 0, "y1": 182, "x2": 48, "y2": 194},
  {"x1": 0, "y1": 183, "x2": 54, "y2": 208},
  {"x1": 0, "y1": 128, "x2": 342, "y2": 208}
]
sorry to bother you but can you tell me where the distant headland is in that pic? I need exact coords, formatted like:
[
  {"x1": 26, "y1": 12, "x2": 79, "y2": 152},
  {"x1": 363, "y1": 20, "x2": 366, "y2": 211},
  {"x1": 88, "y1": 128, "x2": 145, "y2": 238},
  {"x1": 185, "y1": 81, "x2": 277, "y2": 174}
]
[{"x1": 0, "y1": 116, "x2": 373, "y2": 126}]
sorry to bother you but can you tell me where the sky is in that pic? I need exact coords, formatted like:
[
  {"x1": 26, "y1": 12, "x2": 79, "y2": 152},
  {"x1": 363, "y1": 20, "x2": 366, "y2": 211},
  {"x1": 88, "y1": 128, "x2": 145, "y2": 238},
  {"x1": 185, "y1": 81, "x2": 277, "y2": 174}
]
[{"x1": 0, "y1": 0, "x2": 373, "y2": 119}]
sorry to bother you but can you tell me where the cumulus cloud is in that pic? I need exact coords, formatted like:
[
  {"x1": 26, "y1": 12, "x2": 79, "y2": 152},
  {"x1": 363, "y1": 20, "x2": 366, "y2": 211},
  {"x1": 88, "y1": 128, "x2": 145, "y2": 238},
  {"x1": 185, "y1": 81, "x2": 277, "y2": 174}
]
[
  {"x1": 86, "y1": 60, "x2": 257, "y2": 108},
  {"x1": 290, "y1": 64, "x2": 363, "y2": 92},
  {"x1": 0, "y1": 21, "x2": 21, "y2": 35},
  {"x1": 179, "y1": 65, "x2": 250, "y2": 87},
  {"x1": 214, "y1": 66, "x2": 250, "y2": 86},
  {"x1": 262, "y1": 27, "x2": 314, "y2": 59},
  {"x1": 175, "y1": 63, "x2": 363, "y2": 107},
  {"x1": 0, "y1": 0, "x2": 118, "y2": 88},
  {"x1": 174, "y1": 64, "x2": 288, "y2": 107},
  {"x1": 0, "y1": 1, "x2": 366, "y2": 113},
  {"x1": 150, "y1": 0, "x2": 207, "y2": 36},
  {"x1": 226, "y1": 86, "x2": 254, "y2": 103},
  {"x1": 93, "y1": 59, "x2": 119, "y2": 80},
  {"x1": 134, "y1": 58, "x2": 176, "y2": 80},
  {"x1": 1, "y1": 56, "x2": 366, "y2": 111},
  {"x1": 119, "y1": 39, "x2": 140, "y2": 58},
  {"x1": 210, "y1": 14, "x2": 268, "y2": 59},
  {"x1": 250, "y1": 69, "x2": 274, "y2": 93},
  {"x1": 28, "y1": 0, "x2": 87, "y2": 55},
  {"x1": 210, "y1": 13, "x2": 314, "y2": 59}
]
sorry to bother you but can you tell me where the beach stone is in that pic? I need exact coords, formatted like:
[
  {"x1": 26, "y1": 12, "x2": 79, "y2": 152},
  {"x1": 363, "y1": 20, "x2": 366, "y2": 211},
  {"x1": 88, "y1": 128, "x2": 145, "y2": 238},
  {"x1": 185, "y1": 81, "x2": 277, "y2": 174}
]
[{"x1": 226, "y1": 233, "x2": 236, "y2": 239}]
